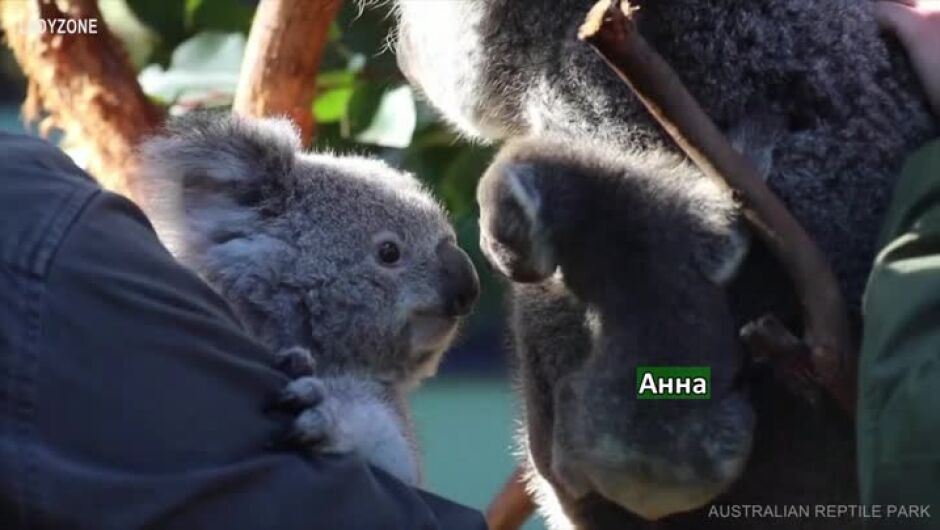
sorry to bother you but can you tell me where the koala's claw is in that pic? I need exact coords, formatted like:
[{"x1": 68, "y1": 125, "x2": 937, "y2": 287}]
[
  {"x1": 269, "y1": 347, "x2": 337, "y2": 449},
  {"x1": 274, "y1": 376, "x2": 327, "y2": 411},
  {"x1": 274, "y1": 346, "x2": 316, "y2": 378},
  {"x1": 285, "y1": 407, "x2": 335, "y2": 446}
]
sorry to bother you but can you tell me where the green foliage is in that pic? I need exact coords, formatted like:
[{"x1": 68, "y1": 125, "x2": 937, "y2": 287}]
[
  {"x1": 354, "y1": 85, "x2": 416, "y2": 148},
  {"x1": 185, "y1": 0, "x2": 255, "y2": 34},
  {"x1": 125, "y1": 0, "x2": 187, "y2": 65},
  {"x1": 127, "y1": 0, "x2": 504, "y2": 315},
  {"x1": 343, "y1": 81, "x2": 388, "y2": 137},
  {"x1": 313, "y1": 85, "x2": 354, "y2": 123},
  {"x1": 138, "y1": 32, "x2": 245, "y2": 105},
  {"x1": 126, "y1": 0, "x2": 253, "y2": 64}
]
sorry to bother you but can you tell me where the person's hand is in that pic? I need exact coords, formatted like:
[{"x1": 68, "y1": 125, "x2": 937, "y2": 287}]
[{"x1": 875, "y1": 0, "x2": 940, "y2": 118}]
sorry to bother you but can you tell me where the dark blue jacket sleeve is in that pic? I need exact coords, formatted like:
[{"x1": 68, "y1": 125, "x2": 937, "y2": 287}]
[{"x1": 0, "y1": 133, "x2": 486, "y2": 530}]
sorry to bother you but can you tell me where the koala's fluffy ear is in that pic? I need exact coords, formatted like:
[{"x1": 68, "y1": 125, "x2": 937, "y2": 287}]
[
  {"x1": 136, "y1": 112, "x2": 300, "y2": 263},
  {"x1": 477, "y1": 161, "x2": 557, "y2": 282}
]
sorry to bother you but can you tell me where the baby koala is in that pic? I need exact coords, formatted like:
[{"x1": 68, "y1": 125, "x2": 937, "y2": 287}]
[{"x1": 136, "y1": 112, "x2": 480, "y2": 485}]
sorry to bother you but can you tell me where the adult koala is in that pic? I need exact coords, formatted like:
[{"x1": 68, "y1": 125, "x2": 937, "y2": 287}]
[
  {"x1": 135, "y1": 113, "x2": 480, "y2": 487},
  {"x1": 392, "y1": 0, "x2": 938, "y2": 528},
  {"x1": 395, "y1": 0, "x2": 937, "y2": 303}
]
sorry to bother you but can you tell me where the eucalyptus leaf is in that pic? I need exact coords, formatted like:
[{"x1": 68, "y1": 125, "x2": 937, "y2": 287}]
[
  {"x1": 317, "y1": 70, "x2": 357, "y2": 90},
  {"x1": 185, "y1": 0, "x2": 254, "y2": 33},
  {"x1": 344, "y1": 82, "x2": 387, "y2": 137},
  {"x1": 314, "y1": 88, "x2": 355, "y2": 123},
  {"x1": 138, "y1": 32, "x2": 245, "y2": 104},
  {"x1": 355, "y1": 85, "x2": 417, "y2": 149},
  {"x1": 126, "y1": 0, "x2": 187, "y2": 62}
]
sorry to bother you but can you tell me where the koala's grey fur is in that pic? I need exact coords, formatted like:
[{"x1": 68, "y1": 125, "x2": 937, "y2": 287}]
[
  {"x1": 479, "y1": 137, "x2": 755, "y2": 520},
  {"x1": 395, "y1": 0, "x2": 938, "y2": 304},
  {"x1": 394, "y1": 0, "x2": 937, "y2": 527},
  {"x1": 479, "y1": 137, "x2": 859, "y2": 528},
  {"x1": 136, "y1": 113, "x2": 479, "y2": 486}
]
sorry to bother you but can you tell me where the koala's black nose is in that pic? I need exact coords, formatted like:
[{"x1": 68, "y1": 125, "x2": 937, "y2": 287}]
[{"x1": 439, "y1": 241, "x2": 481, "y2": 317}]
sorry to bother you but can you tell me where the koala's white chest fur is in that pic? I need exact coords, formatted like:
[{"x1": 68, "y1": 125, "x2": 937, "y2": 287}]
[{"x1": 317, "y1": 376, "x2": 421, "y2": 486}]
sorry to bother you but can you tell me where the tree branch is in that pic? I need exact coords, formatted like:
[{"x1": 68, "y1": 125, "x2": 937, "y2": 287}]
[
  {"x1": 0, "y1": 0, "x2": 164, "y2": 197},
  {"x1": 233, "y1": 0, "x2": 342, "y2": 145},
  {"x1": 740, "y1": 314, "x2": 824, "y2": 406},
  {"x1": 578, "y1": 0, "x2": 856, "y2": 415},
  {"x1": 486, "y1": 465, "x2": 536, "y2": 530}
]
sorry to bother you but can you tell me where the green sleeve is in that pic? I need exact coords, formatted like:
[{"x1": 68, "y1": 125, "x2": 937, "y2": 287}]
[{"x1": 858, "y1": 139, "x2": 940, "y2": 521}]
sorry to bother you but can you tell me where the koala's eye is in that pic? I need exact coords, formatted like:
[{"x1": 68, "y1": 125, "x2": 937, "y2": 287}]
[{"x1": 377, "y1": 241, "x2": 401, "y2": 265}]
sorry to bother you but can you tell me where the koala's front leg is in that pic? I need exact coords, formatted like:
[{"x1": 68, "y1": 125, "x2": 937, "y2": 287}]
[{"x1": 270, "y1": 347, "x2": 421, "y2": 486}]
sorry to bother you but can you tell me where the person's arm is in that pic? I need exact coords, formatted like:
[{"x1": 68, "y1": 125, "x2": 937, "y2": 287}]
[
  {"x1": 857, "y1": 6, "x2": 940, "y2": 519},
  {"x1": 0, "y1": 133, "x2": 485, "y2": 530},
  {"x1": 875, "y1": 0, "x2": 940, "y2": 117},
  {"x1": 858, "y1": 139, "x2": 940, "y2": 518}
]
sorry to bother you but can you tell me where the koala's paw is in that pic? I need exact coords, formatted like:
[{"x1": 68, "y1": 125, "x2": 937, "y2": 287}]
[
  {"x1": 269, "y1": 347, "x2": 336, "y2": 448},
  {"x1": 274, "y1": 379, "x2": 338, "y2": 448},
  {"x1": 276, "y1": 376, "x2": 327, "y2": 412},
  {"x1": 283, "y1": 382, "x2": 336, "y2": 446},
  {"x1": 274, "y1": 345, "x2": 316, "y2": 378},
  {"x1": 477, "y1": 161, "x2": 557, "y2": 283}
]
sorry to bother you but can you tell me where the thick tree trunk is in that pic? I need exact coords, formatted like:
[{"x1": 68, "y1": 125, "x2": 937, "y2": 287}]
[
  {"x1": 233, "y1": 0, "x2": 343, "y2": 145},
  {"x1": 2, "y1": 0, "x2": 342, "y2": 197},
  {"x1": 0, "y1": 0, "x2": 164, "y2": 197}
]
